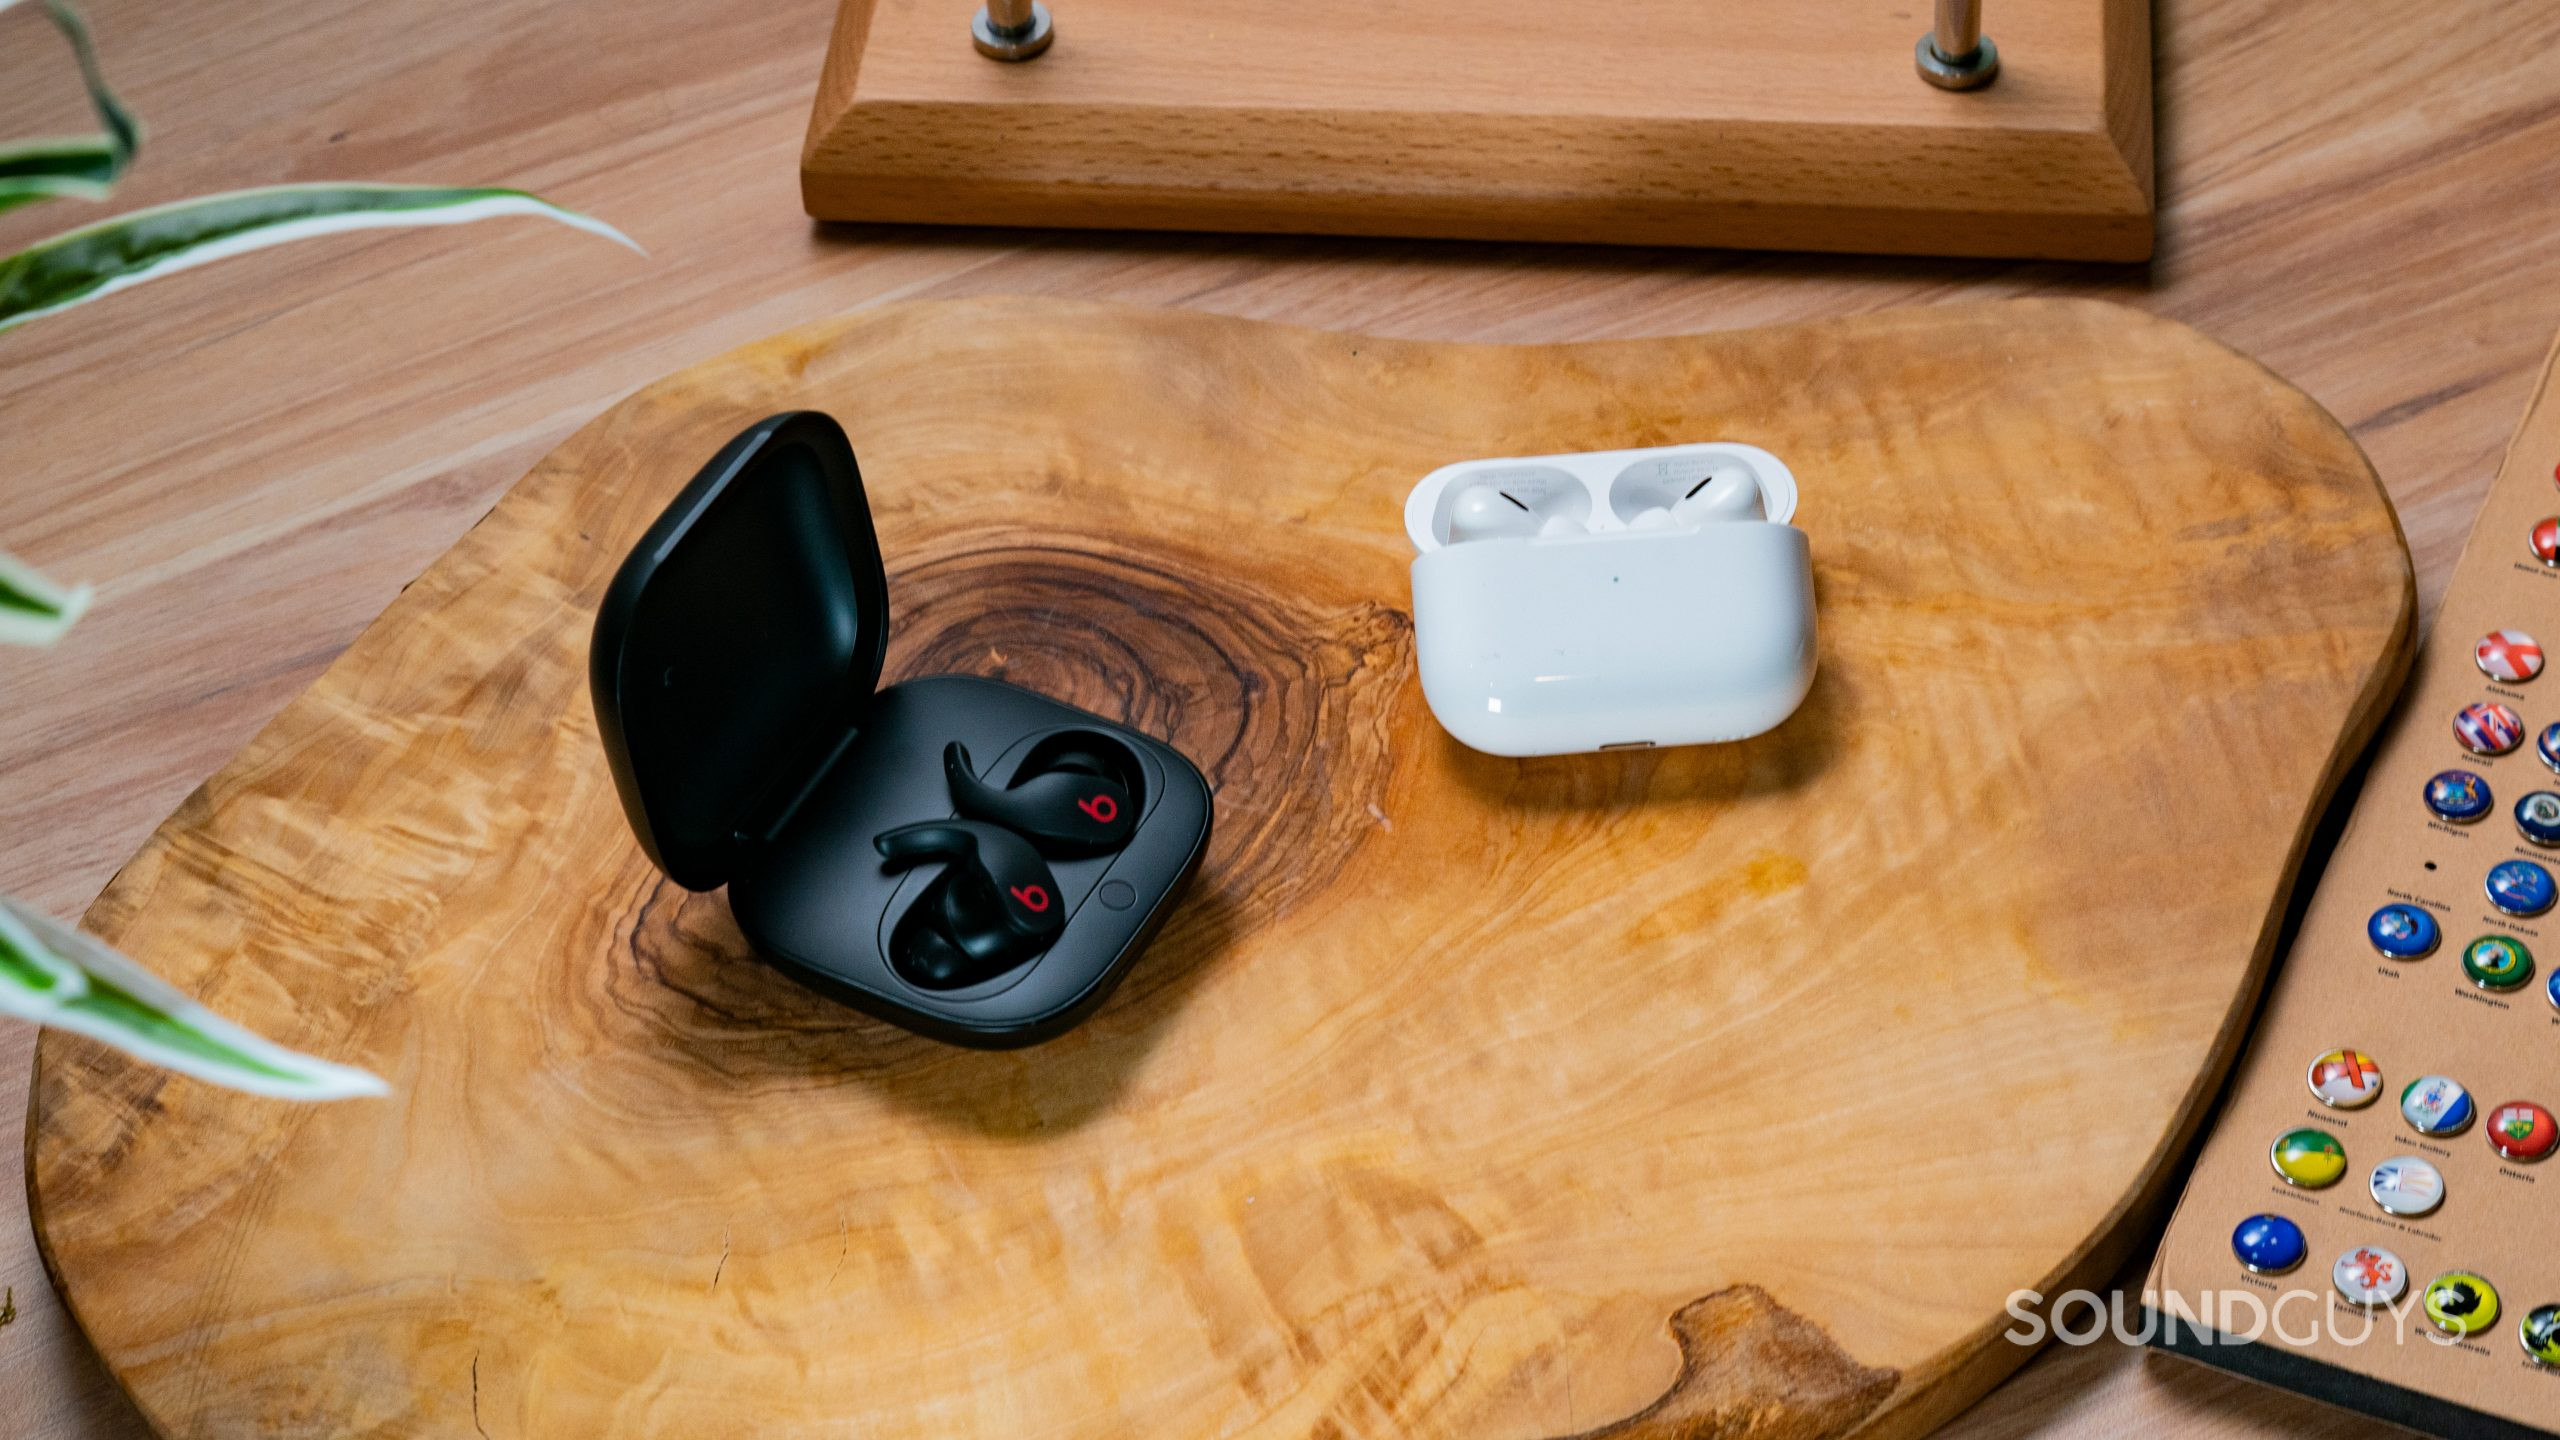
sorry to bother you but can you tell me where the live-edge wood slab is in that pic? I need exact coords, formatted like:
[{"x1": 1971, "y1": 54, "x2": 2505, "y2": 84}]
[{"x1": 29, "y1": 297, "x2": 2410, "y2": 1439}]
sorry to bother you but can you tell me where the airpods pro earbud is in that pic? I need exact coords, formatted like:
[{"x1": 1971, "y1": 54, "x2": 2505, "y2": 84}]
[
  {"x1": 1445, "y1": 471, "x2": 1590, "y2": 543},
  {"x1": 1449, "y1": 488, "x2": 1545, "y2": 541},
  {"x1": 1676, "y1": 465, "x2": 1767, "y2": 523},
  {"x1": 944, "y1": 741, "x2": 1137, "y2": 857},
  {"x1": 1630, "y1": 466, "x2": 1766, "y2": 531},
  {"x1": 876, "y1": 819, "x2": 1067, "y2": 989}
]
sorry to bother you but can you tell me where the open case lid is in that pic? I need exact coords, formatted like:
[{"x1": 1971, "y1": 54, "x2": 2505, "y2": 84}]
[{"x1": 589, "y1": 411, "x2": 889, "y2": 890}]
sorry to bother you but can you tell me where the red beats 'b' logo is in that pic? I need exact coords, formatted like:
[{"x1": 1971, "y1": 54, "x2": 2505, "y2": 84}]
[
  {"x1": 1077, "y1": 794, "x2": 1118, "y2": 824},
  {"x1": 1009, "y1": 883, "x2": 1051, "y2": 913}
]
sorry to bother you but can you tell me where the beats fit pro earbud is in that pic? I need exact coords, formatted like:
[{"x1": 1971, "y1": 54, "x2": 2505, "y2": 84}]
[
  {"x1": 876, "y1": 819, "x2": 1068, "y2": 989},
  {"x1": 1403, "y1": 442, "x2": 1818, "y2": 756},
  {"x1": 943, "y1": 741, "x2": 1136, "y2": 856},
  {"x1": 878, "y1": 737, "x2": 1148, "y2": 990}
]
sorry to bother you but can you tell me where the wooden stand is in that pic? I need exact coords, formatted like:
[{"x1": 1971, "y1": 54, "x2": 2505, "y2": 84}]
[{"x1": 801, "y1": 0, "x2": 2154, "y2": 260}]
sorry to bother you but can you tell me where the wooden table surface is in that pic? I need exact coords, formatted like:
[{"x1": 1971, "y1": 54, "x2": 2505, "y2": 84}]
[{"x1": 0, "y1": 0, "x2": 2552, "y2": 1436}]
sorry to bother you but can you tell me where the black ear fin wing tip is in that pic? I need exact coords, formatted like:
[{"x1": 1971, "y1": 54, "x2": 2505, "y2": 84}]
[
  {"x1": 944, "y1": 741, "x2": 1008, "y2": 808},
  {"x1": 875, "y1": 820, "x2": 977, "y2": 863},
  {"x1": 1043, "y1": 746, "x2": 1121, "y2": 780}
]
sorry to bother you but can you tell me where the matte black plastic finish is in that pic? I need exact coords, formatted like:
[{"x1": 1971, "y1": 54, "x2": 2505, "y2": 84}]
[
  {"x1": 589, "y1": 412, "x2": 888, "y2": 891},
  {"x1": 2149, "y1": 1316, "x2": 2543, "y2": 1440},
  {"x1": 944, "y1": 740, "x2": 1138, "y2": 856},
  {"x1": 875, "y1": 817, "x2": 1067, "y2": 979},
  {"x1": 590, "y1": 413, "x2": 1213, "y2": 1047},
  {"x1": 738, "y1": 676, "x2": 1210, "y2": 1046}
]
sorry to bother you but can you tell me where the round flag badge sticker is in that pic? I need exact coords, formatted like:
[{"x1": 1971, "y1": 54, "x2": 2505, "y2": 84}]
[
  {"x1": 2426, "y1": 1272, "x2": 2500, "y2": 1337},
  {"x1": 2231, "y1": 1213, "x2": 2307, "y2": 1276},
  {"x1": 2368, "y1": 903, "x2": 2440, "y2": 960},
  {"x1": 2464, "y1": 934, "x2": 2535, "y2": 991},
  {"x1": 2269, "y1": 1127, "x2": 2347, "y2": 1189},
  {"x1": 2522, "y1": 793, "x2": 2560, "y2": 848},
  {"x1": 2457, "y1": 700, "x2": 2526, "y2": 755},
  {"x1": 2524, "y1": 1305, "x2": 2560, "y2": 1366},
  {"x1": 2487, "y1": 859, "x2": 2558, "y2": 918},
  {"x1": 2369, "y1": 1155, "x2": 2446, "y2": 1217},
  {"x1": 2308, "y1": 1048, "x2": 2384, "y2": 1109},
  {"x1": 2401, "y1": 1075, "x2": 2475, "y2": 1137},
  {"x1": 2425, "y1": 769, "x2": 2493, "y2": 823},
  {"x1": 2489, "y1": 1101, "x2": 2559, "y2": 1162},
  {"x1": 2480, "y1": 629, "x2": 2546, "y2": 684},
  {"x1": 2536, "y1": 517, "x2": 2560, "y2": 568},
  {"x1": 2334, "y1": 1245, "x2": 2408, "y2": 1308}
]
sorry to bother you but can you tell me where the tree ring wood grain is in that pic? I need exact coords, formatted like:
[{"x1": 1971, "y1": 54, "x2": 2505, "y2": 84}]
[
  {"x1": 611, "y1": 535, "x2": 1415, "y2": 1110},
  {"x1": 881, "y1": 538, "x2": 1418, "y2": 956},
  {"x1": 29, "y1": 297, "x2": 2410, "y2": 1440}
]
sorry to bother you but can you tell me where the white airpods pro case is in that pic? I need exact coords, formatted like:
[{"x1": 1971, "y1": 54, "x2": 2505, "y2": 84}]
[{"x1": 1403, "y1": 442, "x2": 1816, "y2": 757}]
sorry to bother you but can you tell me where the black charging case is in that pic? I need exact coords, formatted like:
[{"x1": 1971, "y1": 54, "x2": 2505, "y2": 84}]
[{"x1": 588, "y1": 411, "x2": 1213, "y2": 1047}]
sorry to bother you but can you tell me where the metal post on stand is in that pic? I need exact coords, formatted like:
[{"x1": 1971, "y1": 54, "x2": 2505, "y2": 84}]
[
  {"x1": 1916, "y1": 0, "x2": 1999, "y2": 90},
  {"x1": 974, "y1": 0, "x2": 1055, "y2": 60}
]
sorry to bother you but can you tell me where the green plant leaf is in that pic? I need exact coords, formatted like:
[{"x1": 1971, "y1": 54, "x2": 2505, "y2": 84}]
[
  {"x1": 0, "y1": 547, "x2": 91, "y2": 646},
  {"x1": 0, "y1": 183, "x2": 642, "y2": 334},
  {"x1": 0, "y1": 1, "x2": 143, "y2": 217},
  {"x1": 0, "y1": 899, "x2": 389, "y2": 1101}
]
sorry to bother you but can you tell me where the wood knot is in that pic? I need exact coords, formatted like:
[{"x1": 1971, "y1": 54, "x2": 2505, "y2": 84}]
[
  {"x1": 885, "y1": 540, "x2": 1415, "y2": 956},
  {"x1": 1562, "y1": 1286, "x2": 1899, "y2": 1440}
]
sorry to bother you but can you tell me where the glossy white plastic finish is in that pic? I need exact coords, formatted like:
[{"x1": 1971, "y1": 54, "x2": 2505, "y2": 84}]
[{"x1": 1404, "y1": 443, "x2": 1817, "y2": 757}]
